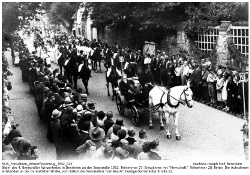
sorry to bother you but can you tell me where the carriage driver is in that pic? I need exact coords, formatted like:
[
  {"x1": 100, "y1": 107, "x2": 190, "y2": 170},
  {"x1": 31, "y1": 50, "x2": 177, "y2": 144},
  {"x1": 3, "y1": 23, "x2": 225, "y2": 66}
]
[
  {"x1": 138, "y1": 64, "x2": 154, "y2": 89},
  {"x1": 137, "y1": 64, "x2": 154, "y2": 102}
]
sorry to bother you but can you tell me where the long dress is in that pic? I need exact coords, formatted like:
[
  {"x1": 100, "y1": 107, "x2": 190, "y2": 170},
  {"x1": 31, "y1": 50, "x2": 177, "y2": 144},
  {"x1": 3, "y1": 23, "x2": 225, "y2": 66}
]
[
  {"x1": 216, "y1": 77, "x2": 224, "y2": 102},
  {"x1": 222, "y1": 79, "x2": 228, "y2": 101}
]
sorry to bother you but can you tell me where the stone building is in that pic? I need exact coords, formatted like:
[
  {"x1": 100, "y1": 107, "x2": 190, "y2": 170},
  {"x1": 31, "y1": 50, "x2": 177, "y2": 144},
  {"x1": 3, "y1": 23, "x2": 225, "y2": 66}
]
[{"x1": 71, "y1": 8, "x2": 97, "y2": 40}]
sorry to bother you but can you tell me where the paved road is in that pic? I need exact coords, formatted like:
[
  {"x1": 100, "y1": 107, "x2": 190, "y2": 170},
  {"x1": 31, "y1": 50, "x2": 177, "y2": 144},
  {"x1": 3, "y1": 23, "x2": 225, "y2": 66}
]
[{"x1": 7, "y1": 36, "x2": 246, "y2": 160}]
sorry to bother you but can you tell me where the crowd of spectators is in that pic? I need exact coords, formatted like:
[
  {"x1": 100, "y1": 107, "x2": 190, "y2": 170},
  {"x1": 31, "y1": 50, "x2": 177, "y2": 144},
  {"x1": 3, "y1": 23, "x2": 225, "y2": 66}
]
[
  {"x1": 149, "y1": 53, "x2": 248, "y2": 118},
  {"x1": 2, "y1": 31, "x2": 163, "y2": 160},
  {"x1": 2, "y1": 28, "x2": 248, "y2": 160}
]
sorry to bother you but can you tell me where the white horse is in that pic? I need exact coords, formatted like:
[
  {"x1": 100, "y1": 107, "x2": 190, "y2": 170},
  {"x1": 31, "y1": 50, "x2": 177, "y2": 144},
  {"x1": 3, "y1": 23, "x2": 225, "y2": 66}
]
[{"x1": 148, "y1": 85, "x2": 194, "y2": 140}]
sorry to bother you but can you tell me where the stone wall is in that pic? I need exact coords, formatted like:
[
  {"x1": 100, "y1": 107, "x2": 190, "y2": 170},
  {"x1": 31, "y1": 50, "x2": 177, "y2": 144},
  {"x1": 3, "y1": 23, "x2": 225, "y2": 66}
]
[
  {"x1": 158, "y1": 30, "x2": 191, "y2": 56},
  {"x1": 98, "y1": 26, "x2": 130, "y2": 48}
]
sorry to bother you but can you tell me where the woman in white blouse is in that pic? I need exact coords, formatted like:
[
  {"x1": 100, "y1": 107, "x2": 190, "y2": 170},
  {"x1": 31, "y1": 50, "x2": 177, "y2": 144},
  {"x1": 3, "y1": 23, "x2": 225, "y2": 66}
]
[{"x1": 174, "y1": 63, "x2": 182, "y2": 86}]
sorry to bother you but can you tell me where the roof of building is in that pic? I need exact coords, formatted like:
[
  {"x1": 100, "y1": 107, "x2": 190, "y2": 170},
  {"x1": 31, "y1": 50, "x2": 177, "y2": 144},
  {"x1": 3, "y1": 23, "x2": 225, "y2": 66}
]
[
  {"x1": 219, "y1": 21, "x2": 231, "y2": 31},
  {"x1": 71, "y1": 12, "x2": 77, "y2": 20}
]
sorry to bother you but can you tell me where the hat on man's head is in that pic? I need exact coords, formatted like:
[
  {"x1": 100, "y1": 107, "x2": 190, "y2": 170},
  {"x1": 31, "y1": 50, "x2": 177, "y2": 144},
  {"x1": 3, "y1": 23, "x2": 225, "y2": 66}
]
[
  {"x1": 87, "y1": 102, "x2": 95, "y2": 110},
  {"x1": 115, "y1": 118, "x2": 124, "y2": 126},
  {"x1": 51, "y1": 109, "x2": 61, "y2": 119},
  {"x1": 76, "y1": 105, "x2": 83, "y2": 112},
  {"x1": 89, "y1": 127, "x2": 105, "y2": 141},
  {"x1": 64, "y1": 97, "x2": 74, "y2": 107},
  {"x1": 84, "y1": 111, "x2": 93, "y2": 121}
]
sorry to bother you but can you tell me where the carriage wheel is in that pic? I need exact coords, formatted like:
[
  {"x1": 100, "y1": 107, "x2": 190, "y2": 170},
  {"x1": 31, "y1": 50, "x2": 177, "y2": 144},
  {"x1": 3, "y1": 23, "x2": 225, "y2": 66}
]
[
  {"x1": 131, "y1": 105, "x2": 139, "y2": 126},
  {"x1": 116, "y1": 94, "x2": 124, "y2": 115}
]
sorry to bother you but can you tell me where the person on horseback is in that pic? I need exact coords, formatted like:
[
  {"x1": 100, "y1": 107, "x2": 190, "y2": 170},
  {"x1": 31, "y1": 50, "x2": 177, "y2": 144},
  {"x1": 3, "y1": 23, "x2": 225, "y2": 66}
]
[
  {"x1": 78, "y1": 51, "x2": 91, "y2": 95},
  {"x1": 58, "y1": 42, "x2": 70, "y2": 76}
]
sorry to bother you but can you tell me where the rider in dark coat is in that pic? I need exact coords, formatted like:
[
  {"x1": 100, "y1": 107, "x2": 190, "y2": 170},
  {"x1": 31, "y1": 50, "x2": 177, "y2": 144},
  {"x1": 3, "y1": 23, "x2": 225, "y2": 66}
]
[
  {"x1": 71, "y1": 48, "x2": 80, "y2": 90},
  {"x1": 58, "y1": 42, "x2": 69, "y2": 75},
  {"x1": 78, "y1": 55, "x2": 91, "y2": 95}
]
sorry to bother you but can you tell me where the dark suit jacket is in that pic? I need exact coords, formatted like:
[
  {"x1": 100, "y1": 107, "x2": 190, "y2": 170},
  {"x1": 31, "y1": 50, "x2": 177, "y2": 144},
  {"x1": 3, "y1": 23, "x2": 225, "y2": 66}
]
[
  {"x1": 44, "y1": 99, "x2": 56, "y2": 122},
  {"x1": 194, "y1": 68, "x2": 202, "y2": 83},
  {"x1": 50, "y1": 119, "x2": 62, "y2": 146},
  {"x1": 35, "y1": 82, "x2": 45, "y2": 102},
  {"x1": 77, "y1": 132, "x2": 90, "y2": 148},
  {"x1": 53, "y1": 93, "x2": 63, "y2": 109}
]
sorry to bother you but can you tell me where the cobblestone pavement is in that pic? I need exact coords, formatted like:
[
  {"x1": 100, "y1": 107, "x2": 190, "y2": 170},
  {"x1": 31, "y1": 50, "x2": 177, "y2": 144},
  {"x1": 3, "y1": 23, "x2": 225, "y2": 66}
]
[{"x1": 7, "y1": 36, "x2": 246, "y2": 160}]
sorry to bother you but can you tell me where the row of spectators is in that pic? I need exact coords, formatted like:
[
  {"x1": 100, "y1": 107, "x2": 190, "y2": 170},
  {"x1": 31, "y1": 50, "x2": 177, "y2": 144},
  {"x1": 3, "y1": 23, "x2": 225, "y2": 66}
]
[
  {"x1": 147, "y1": 52, "x2": 248, "y2": 118},
  {"x1": 2, "y1": 36, "x2": 40, "y2": 160}
]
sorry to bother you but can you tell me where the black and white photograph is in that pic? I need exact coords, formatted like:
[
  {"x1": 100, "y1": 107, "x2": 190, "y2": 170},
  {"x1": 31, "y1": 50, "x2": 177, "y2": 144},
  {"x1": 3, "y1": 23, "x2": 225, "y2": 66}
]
[{"x1": 1, "y1": 1, "x2": 249, "y2": 174}]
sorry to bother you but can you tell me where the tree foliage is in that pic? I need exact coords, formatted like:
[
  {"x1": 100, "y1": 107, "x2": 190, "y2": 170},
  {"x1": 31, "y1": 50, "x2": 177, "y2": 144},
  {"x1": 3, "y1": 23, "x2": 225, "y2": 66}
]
[
  {"x1": 87, "y1": 2, "x2": 248, "y2": 37},
  {"x1": 87, "y1": 2, "x2": 194, "y2": 30},
  {"x1": 42, "y1": 2, "x2": 81, "y2": 33},
  {"x1": 185, "y1": 2, "x2": 248, "y2": 36},
  {"x1": 2, "y1": 2, "x2": 42, "y2": 33},
  {"x1": 2, "y1": 2, "x2": 42, "y2": 52}
]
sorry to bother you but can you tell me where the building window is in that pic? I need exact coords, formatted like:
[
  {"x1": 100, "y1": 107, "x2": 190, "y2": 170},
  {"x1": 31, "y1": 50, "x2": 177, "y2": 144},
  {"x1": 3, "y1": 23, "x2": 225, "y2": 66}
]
[
  {"x1": 194, "y1": 28, "x2": 219, "y2": 52},
  {"x1": 231, "y1": 27, "x2": 249, "y2": 57},
  {"x1": 195, "y1": 26, "x2": 249, "y2": 58}
]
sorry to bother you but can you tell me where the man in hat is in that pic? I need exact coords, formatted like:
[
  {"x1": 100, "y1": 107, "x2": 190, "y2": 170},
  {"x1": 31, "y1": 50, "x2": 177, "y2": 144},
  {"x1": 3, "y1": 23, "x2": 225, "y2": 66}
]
[
  {"x1": 73, "y1": 105, "x2": 85, "y2": 124},
  {"x1": 34, "y1": 77, "x2": 45, "y2": 119},
  {"x1": 44, "y1": 92, "x2": 56, "y2": 142},
  {"x1": 50, "y1": 109, "x2": 63, "y2": 159},
  {"x1": 89, "y1": 127, "x2": 105, "y2": 149}
]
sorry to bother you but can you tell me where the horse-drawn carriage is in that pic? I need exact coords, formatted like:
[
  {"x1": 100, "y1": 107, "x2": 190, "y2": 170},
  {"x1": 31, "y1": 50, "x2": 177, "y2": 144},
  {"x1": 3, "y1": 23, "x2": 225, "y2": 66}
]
[{"x1": 115, "y1": 76, "x2": 151, "y2": 126}]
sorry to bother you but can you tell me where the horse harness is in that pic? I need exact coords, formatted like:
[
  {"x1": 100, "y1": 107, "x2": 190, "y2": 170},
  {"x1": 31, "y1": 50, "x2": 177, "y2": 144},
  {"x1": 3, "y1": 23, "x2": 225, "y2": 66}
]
[{"x1": 151, "y1": 87, "x2": 191, "y2": 112}]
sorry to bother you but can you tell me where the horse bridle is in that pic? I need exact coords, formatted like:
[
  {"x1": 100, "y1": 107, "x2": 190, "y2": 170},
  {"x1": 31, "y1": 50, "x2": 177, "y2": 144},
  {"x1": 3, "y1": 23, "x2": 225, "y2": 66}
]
[{"x1": 179, "y1": 87, "x2": 193, "y2": 107}]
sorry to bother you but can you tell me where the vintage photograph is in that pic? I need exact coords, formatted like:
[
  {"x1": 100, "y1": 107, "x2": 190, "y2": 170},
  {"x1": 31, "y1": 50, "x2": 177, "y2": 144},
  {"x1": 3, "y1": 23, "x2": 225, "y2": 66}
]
[{"x1": 2, "y1": 1, "x2": 249, "y2": 162}]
